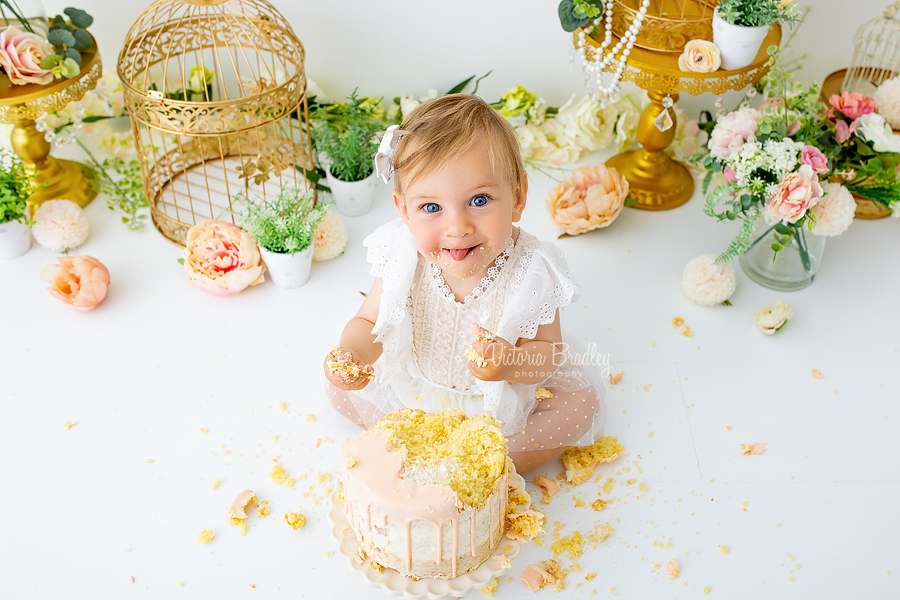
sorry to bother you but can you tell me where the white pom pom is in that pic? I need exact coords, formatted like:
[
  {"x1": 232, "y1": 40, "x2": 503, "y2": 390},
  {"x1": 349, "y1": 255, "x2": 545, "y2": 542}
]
[
  {"x1": 683, "y1": 253, "x2": 737, "y2": 307},
  {"x1": 32, "y1": 200, "x2": 89, "y2": 253},
  {"x1": 810, "y1": 182, "x2": 856, "y2": 237}
]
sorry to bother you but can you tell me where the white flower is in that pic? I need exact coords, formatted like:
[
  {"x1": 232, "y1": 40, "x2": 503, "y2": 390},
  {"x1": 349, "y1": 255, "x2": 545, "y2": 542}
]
[
  {"x1": 614, "y1": 105, "x2": 640, "y2": 153},
  {"x1": 810, "y1": 182, "x2": 856, "y2": 237},
  {"x1": 755, "y1": 301, "x2": 793, "y2": 335},
  {"x1": 526, "y1": 97, "x2": 548, "y2": 125},
  {"x1": 873, "y1": 76, "x2": 900, "y2": 130},
  {"x1": 854, "y1": 113, "x2": 900, "y2": 153},
  {"x1": 556, "y1": 93, "x2": 617, "y2": 152},
  {"x1": 515, "y1": 123, "x2": 549, "y2": 159},
  {"x1": 682, "y1": 254, "x2": 737, "y2": 307},
  {"x1": 32, "y1": 199, "x2": 89, "y2": 253},
  {"x1": 313, "y1": 209, "x2": 347, "y2": 261}
]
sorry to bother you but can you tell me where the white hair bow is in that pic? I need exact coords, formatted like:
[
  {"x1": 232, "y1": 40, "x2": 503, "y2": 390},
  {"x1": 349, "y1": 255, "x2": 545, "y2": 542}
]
[{"x1": 374, "y1": 124, "x2": 400, "y2": 184}]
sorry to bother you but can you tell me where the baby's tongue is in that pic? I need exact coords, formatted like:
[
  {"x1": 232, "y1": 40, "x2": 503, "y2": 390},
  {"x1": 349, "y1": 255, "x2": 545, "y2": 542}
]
[{"x1": 448, "y1": 247, "x2": 469, "y2": 261}]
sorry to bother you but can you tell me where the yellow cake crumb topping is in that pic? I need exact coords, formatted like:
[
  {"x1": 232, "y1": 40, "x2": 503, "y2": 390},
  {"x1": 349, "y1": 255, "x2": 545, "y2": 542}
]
[
  {"x1": 704, "y1": 586, "x2": 710, "y2": 594},
  {"x1": 594, "y1": 524, "x2": 613, "y2": 543},
  {"x1": 210, "y1": 478, "x2": 221, "y2": 490},
  {"x1": 257, "y1": 500, "x2": 269, "y2": 518},
  {"x1": 550, "y1": 531, "x2": 585, "y2": 561},
  {"x1": 719, "y1": 545, "x2": 730, "y2": 554},
  {"x1": 534, "y1": 387, "x2": 554, "y2": 400},
  {"x1": 366, "y1": 409, "x2": 507, "y2": 507},
  {"x1": 561, "y1": 437, "x2": 624, "y2": 485},
  {"x1": 270, "y1": 462, "x2": 289, "y2": 484},
  {"x1": 482, "y1": 578, "x2": 498, "y2": 596},
  {"x1": 506, "y1": 510, "x2": 545, "y2": 542},
  {"x1": 196, "y1": 528, "x2": 214, "y2": 544},
  {"x1": 284, "y1": 511, "x2": 306, "y2": 530}
]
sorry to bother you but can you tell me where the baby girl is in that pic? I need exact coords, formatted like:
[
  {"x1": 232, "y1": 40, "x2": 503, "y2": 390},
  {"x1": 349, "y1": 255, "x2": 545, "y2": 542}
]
[{"x1": 323, "y1": 94, "x2": 604, "y2": 473}]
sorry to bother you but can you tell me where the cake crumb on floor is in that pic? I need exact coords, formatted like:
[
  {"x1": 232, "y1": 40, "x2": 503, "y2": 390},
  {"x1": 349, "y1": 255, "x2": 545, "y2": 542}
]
[
  {"x1": 285, "y1": 511, "x2": 306, "y2": 531},
  {"x1": 609, "y1": 371, "x2": 624, "y2": 385},
  {"x1": 719, "y1": 545, "x2": 730, "y2": 554},
  {"x1": 63, "y1": 421, "x2": 76, "y2": 430},
  {"x1": 667, "y1": 559, "x2": 679, "y2": 578},
  {"x1": 196, "y1": 528, "x2": 214, "y2": 544},
  {"x1": 482, "y1": 578, "x2": 499, "y2": 596},
  {"x1": 741, "y1": 443, "x2": 765, "y2": 455},
  {"x1": 811, "y1": 369, "x2": 823, "y2": 379},
  {"x1": 210, "y1": 478, "x2": 221, "y2": 490},
  {"x1": 704, "y1": 586, "x2": 710, "y2": 594},
  {"x1": 128, "y1": 576, "x2": 134, "y2": 584}
]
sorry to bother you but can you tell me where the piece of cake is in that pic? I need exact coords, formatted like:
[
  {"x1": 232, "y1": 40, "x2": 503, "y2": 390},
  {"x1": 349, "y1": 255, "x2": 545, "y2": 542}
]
[
  {"x1": 561, "y1": 437, "x2": 624, "y2": 485},
  {"x1": 339, "y1": 409, "x2": 511, "y2": 579}
]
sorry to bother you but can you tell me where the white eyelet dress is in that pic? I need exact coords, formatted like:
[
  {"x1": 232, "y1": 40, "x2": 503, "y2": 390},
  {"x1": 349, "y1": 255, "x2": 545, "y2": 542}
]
[{"x1": 333, "y1": 218, "x2": 605, "y2": 449}]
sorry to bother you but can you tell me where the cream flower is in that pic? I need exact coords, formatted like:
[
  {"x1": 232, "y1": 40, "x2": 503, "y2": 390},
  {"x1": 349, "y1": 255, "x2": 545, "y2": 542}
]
[
  {"x1": 810, "y1": 182, "x2": 855, "y2": 237},
  {"x1": 682, "y1": 254, "x2": 737, "y2": 307},
  {"x1": 709, "y1": 107, "x2": 760, "y2": 160},
  {"x1": 874, "y1": 76, "x2": 900, "y2": 130},
  {"x1": 755, "y1": 301, "x2": 793, "y2": 334},
  {"x1": 677, "y1": 40, "x2": 721, "y2": 73},
  {"x1": 614, "y1": 104, "x2": 641, "y2": 153},
  {"x1": 556, "y1": 93, "x2": 617, "y2": 152},
  {"x1": 313, "y1": 209, "x2": 347, "y2": 261},
  {"x1": 183, "y1": 220, "x2": 265, "y2": 295},
  {"x1": 32, "y1": 200, "x2": 89, "y2": 253},
  {"x1": 546, "y1": 164, "x2": 628, "y2": 235},
  {"x1": 854, "y1": 113, "x2": 900, "y2": 152}
]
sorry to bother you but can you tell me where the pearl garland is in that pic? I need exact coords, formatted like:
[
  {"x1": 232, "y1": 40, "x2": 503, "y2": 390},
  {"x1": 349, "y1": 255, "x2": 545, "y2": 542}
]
[{"x1": 573, "y1": 0, "x2": 651, "y2": 108}]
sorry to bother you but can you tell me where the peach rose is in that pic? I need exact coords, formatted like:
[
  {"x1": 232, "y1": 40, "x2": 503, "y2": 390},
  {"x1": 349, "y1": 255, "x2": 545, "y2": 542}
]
[
  {"x1": 677, "y1": 40, "x2": 721, "y2": 73},
  {"x1": 40, "y1": 256, "x2": 110, "y2": 312},
  {"x1": 183, "y1": 220, "x2": 265, "y2": 295},
  {"x1": 0, "y1": 26, "x2": 54, "y2": 86},
  {"x1": 766, "y1": 164, "x2": 823, "y2": 224},
  {"x1": 546, "y1": 164, "x2": 629, "y2": 235},
  {"x1": 827, "y1": 91, "x2": 877, "y2": 121}
]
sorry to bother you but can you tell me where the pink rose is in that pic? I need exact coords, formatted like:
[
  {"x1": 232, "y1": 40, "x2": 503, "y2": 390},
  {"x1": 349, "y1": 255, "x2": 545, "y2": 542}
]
[
  {"x1": 723, "y1": 166, "x2": 737, "y2": 183},
  {"x1": 708, "y1": 107, "x2": 761, "y2": 160},
  {"x1": 183, "y1": 220, "x2": 265, "y2": 295},
  {"x1": 0, "y1": 26, "x2": 54, "y2": 86},
  {"x1": 546, "y1": 164, "x2": 629, "y2": 235},
  {"x1": 834, "y1": 119, "x2": 852, "y2": 143},
  {"x1": 799, "y1": 145, "x2": 828, "y2": 175},
  {"x1": 40, "y1": 256, "x2": 110, "y2": 312},
  {"x1": 827, "y1": 91, "x2": 877, "y2": 121},
  {"x1": 766, "y1": 164, "x2": 823, "y2": 224}
]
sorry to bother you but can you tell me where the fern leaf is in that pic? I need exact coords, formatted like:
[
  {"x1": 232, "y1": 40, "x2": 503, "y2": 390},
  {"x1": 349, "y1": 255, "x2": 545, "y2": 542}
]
[{"x1": 715, "y1": 209, "x2": 761, "y2": 265}]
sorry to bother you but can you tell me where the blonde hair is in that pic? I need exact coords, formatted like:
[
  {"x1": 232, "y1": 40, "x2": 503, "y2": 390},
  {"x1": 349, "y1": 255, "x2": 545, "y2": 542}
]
[{"x1": 391, "y1": 94, "x2": 526, "y2": 199}]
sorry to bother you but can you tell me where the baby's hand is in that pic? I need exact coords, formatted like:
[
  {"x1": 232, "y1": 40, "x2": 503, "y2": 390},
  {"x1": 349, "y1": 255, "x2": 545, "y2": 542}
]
[
  {"x1": 324, "y1": 347, "x2": 374, "y2": 391},
  {"x1": 467, "y1": 323, "x2": 513, "y2": 382}
]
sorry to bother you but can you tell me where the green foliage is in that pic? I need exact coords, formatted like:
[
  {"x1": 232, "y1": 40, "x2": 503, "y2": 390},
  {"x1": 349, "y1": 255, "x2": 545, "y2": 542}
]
[
  {"x1": 0, "y1": 149, "x2": 34, "y2": 226},
  {"x1": 311, "y1": 89, "x2": 384, "y2": 182},
  {"x1": 84, "y1": 157, "x2": 149, "y2": 231},
  {"x1": 715, "y1": 208, "x2": 760, "y2": 265},
  {"x1": 45, "y1": 7, "x2": 94, "y2": 74},
  {"x1": 558, "y1": 0, "x2": 603, "y2": 32},
  {"x1": 232, "y1": 186, "x2": 329, "y2": 254},
  {"x1": 717, "y1": 0, "x2": 799, "y2": 28}
]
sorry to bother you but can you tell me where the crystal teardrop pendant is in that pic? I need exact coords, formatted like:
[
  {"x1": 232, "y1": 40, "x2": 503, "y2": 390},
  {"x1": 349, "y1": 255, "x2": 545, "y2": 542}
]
[{"x1": 653, "y1": 107, "x2": 673, "y2": 132}]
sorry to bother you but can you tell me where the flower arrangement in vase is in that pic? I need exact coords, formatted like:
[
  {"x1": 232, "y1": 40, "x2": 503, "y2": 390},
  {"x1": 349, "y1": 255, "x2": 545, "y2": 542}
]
[
  {"x1": 310, "y1": 89, "x2": 384, "y2": 217},
  {"x1": 713, "y1": 0, "x2": 799, "y2": 70},
  {"x1": 691, "y1": 45, "x2": 852, "y2": 291},
  {"x1": 232, "y1": 186, "x2": 329, "y2": 289},
  {"x1": 0, "y1": 148, "x2": 35, "y2": 258}
]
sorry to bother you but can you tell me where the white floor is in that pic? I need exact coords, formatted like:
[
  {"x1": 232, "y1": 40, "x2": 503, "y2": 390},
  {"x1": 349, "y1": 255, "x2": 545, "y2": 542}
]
[{"x1": 2, "y1": 157, "x2": 899, "y2": 600}]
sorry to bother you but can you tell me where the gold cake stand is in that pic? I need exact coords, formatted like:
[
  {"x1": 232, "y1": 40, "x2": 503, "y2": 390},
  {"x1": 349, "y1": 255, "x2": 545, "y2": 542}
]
[
  {"x1": 578, "y1": 25, "x2": 781, "y2": 210},
  {"x1": 0, "y1": 33, "x2": 102, "y2": 214}
]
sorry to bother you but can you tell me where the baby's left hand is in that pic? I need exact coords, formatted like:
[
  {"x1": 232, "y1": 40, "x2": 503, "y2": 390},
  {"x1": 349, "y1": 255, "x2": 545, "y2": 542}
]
[{"x1": 467, "y1": 323, "x2": 513, "y2": 382}]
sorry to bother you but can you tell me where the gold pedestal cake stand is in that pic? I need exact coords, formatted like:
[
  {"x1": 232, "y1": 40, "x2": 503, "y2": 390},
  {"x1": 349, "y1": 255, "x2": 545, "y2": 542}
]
[
  {"x1": 579, "y1": 25, "x2": 781, "y2": 210},
  {"x1": 0, "y1": 35, "x2": 102, "y2": 215}
]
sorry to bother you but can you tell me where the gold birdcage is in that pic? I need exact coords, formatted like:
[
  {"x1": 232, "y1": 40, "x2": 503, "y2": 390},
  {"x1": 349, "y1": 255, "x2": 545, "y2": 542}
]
[
  {"x1": 612, "y1": 0, "x2": 718, "y2": 53},
  {"x1": 118, "y1": 0, "x2": 315, "y2": 245},
  {"x1": 840, "y1": 1, "x2": 900, "y2": 96}
]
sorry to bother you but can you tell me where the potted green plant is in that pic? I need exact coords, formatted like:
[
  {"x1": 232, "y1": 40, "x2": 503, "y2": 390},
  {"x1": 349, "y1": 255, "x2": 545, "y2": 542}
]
[
  {"x1": 0, "y1": 149, "x2": 35, "y2": 259},
  {"x1": 713, "y1": 0, "x2": 799, "y2": 70},
  {"x1": 311, "y1": 89, "x2": 384, "y2": 217},
  {"x1": 232, "y1": 186, "x2": 329, "y2": 289}
]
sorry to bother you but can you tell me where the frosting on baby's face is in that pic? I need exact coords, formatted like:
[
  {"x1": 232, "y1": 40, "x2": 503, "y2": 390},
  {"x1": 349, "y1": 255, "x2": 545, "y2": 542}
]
[{"x1": 393, "y1": 140, "x2": 525, "y2": 283}]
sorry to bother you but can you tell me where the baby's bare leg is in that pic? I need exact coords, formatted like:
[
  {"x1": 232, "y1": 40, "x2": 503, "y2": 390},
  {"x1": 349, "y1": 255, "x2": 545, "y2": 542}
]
[{"x1": 508, "y1": 387, "x2": 600, "y2": 474}]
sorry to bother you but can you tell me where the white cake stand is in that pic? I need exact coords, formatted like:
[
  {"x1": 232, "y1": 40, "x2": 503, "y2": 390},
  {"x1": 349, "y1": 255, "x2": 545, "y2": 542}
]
[{"x1": 327, "y1": 471, "x2": 528, "y2": 600}]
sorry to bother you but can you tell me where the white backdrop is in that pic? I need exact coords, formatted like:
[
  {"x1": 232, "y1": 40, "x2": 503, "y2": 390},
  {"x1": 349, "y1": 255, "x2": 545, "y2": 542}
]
[{"x1": 44, "y1": 0, "x2": 887, "y2": 117}]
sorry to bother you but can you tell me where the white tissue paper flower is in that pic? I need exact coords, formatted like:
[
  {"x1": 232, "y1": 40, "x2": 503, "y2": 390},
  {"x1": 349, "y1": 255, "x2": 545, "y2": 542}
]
[
  {"x1": 313, "y1": 209, "x2": 347, "y2": 261},
  {"x1": 755, "y1": 301, "x2": 793, "y2": 335},
  {"x1": 32, "y1": 199, "x2": 89, "y2": 253},
  {"x1": 682, "y1": 253, "x2": 737, "y2": 307},
  {"x1": 810, "y1": 182, "x2": 856, "y2": 237},
  {"x1": 873, "y1": 76, "x2": 900, "y2": 130}
]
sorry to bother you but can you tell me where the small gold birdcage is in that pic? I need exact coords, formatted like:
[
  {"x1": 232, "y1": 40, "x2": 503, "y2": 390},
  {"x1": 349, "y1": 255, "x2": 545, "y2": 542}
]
[
  {"x1": 612, "y1": 0, "x2": 718, "y2": 53},
  {"x1": 841, "y1": 1, "x2": 900, "y2": 96},
  {"x1": 118, "y1": 0, "x2": 315, "y2": 245}
]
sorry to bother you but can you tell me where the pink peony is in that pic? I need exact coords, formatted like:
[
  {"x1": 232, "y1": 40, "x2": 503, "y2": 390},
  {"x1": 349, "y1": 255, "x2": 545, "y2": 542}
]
[
  {"x1": 546, "y1": 164, "x2": 629, "y2": 235},
  {"x1": 183, "y1": 220, "x2": 266, "y2": 295},
  {"x1": 799, "y1": 146, "x2": 828, "y2": 175},
  {"x1": 766, "y1": 164, "x2": 823, "y2": 224},
  {"x1": 40, "y1": 256, "x2": 110, "y2": 312},
  {"x1": 723, "y1": 165, "x2": 737, "y2": 183},
  {"x1": 827, "y1": 91, "x2": 877, "y2": 121},
  {"x1": 0, "y1": 26, "x2": 54, "y2": 86},
  {"x1": 834, "y1": 119, "x2": 852, "y2": 144},
  {"x1": 708, "y1": 107, "x2": 760, "y2": 160}
]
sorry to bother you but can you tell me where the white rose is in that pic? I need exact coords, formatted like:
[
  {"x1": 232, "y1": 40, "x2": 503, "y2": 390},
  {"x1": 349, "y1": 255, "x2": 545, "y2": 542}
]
[
  {"x1": 399, "y1": 96, "x2": 421, "y2": 118},
  {"x1": 515, "y1": 123, "x2": 549, "y2": 155},
  {"x1": 556, "y1": 93, "x2": 617, "y2": 152},
  {"x1": 682, "y1": 254, "x2": 737, "y2": 307},
  {"x1": 614, "y1": 107, "x2": 640, "y2": 153},
  {"x1": 853, "y1": 113, "x2": 900, "y2": 153},
  {"x1": 755, "y1": 301, "x2": 793, "y2": 335}
]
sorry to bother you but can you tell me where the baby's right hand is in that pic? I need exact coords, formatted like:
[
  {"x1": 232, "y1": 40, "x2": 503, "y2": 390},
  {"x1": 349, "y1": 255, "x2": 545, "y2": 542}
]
[{"x1": 324, "y1": 347, "x2": 374, "y2": 391}]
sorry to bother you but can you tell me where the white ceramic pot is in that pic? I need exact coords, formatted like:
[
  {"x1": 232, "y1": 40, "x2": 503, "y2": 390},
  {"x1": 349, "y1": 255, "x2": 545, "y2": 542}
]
[
  {"x1": 0, "y1": 219, "x2": 32, "y2": 259},
  {"x1": 712, "y1": 8, "x2": 770, "y2": 71},
  {"x1": 325, "y1": 167, "x2": 376, "y2": 217},
  {"x1": 259, "y1": 244, "x2": 314, "y2": 289}
]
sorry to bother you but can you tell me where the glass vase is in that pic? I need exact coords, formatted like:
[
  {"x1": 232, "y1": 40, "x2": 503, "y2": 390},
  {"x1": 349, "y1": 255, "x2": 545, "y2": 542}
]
[{"x1": 739, "y1": 220, "x2": 826, "y2": 291}]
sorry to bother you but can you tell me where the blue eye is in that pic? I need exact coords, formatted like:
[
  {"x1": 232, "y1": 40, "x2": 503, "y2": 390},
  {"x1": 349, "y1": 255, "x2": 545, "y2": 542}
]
[
  {"x1": 470, "y1": 194, "x2": 489, "y2": 207},
  {"x1": 422, "y1": 202, "x2": 441, "y2": 213}
]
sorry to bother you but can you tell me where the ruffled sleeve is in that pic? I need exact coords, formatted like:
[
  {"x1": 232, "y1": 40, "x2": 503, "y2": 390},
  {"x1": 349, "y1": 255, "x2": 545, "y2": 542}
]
[{"x1": 362, "y1": 218, "x2": 419, "y2": 359}]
